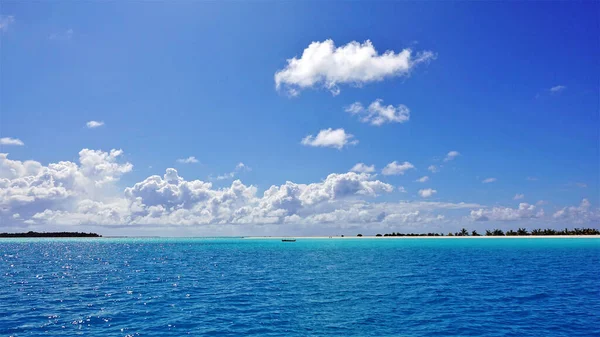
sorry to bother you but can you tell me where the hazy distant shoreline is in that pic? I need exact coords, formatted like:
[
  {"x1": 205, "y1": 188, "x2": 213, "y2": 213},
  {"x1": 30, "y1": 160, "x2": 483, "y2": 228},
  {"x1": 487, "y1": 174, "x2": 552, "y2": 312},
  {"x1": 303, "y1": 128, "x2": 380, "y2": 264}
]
[
  {"x1": 242, "y1": 235, "x2": 600, "y2": 239},
  {"x1": 2, "y1": 235, "x2": 598, "y2": 239}
]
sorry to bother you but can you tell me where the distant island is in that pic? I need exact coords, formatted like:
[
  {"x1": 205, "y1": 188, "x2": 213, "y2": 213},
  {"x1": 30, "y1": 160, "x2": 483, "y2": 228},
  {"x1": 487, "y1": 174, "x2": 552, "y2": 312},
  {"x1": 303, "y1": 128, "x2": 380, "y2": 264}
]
[
  {"x1": 363, "y1": 227, "x2": 600, "y2": 237},
  {"x1": 0, "y1": 231, "x2": 101, "y2": 238}
]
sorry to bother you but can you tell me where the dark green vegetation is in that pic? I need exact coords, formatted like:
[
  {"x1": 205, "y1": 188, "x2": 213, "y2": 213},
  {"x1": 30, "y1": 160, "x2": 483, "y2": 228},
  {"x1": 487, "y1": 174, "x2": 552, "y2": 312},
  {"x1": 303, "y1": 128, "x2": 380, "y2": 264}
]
[
  {"x1": 0, "y1": 231, "x2": 101, "y2": 238},
  {"x1": 378, "y1": 227, "x2": 600, "y2": 237}
]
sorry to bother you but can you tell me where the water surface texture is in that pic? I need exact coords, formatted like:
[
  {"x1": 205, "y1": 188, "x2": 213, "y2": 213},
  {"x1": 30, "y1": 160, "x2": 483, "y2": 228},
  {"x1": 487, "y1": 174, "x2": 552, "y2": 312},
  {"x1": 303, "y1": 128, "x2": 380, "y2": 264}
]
[{"x1": 1, "y1": 238, "x2": 599, "y2": 336}]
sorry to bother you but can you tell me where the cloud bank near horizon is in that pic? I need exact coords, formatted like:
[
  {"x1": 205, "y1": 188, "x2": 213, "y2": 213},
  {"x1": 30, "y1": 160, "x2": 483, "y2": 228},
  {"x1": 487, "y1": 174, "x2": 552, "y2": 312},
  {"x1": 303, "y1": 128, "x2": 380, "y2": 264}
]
[{"x1": 1, "y1": 149, "x2": 597, "y2": 235}]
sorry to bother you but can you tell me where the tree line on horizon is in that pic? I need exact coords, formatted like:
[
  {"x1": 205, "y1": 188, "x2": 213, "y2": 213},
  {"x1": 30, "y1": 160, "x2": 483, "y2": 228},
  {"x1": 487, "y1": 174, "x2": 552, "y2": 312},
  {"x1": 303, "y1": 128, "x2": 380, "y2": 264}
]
[
  {"x1": 359, "y1": 227, "x2": 600, "y2": 237},
  {"x1": 0, "y1": 231, "x2": 102, "y2": 238}
]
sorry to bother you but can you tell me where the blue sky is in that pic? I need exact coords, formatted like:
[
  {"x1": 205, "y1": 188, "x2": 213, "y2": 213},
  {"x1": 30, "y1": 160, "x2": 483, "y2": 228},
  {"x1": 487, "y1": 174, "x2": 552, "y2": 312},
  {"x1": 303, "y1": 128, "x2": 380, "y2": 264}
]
[{"x1": 1, "y1": 2, "x2": 598, "y2": 235}]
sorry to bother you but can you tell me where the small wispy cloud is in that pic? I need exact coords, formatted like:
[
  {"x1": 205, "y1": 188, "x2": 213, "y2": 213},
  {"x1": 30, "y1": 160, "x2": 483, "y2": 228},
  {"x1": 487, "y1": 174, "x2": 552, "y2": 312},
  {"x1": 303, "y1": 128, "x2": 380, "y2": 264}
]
[
  {"x1": 397, "y1": 186, "x2": 407, "y2": 193},
  {"x1": 0, "y1": 15, "x2": 15, "y2": 32},
  {"x1": 49, "y1": 28, "x2": 74, "y2": 41},
  {"x1": 382, "y1": 161, "x2": 415, "y2": 176},
  {"x1": 418, "y1": 188, "x2": 437, "y2": 198},
  {"x1": 482, "y1": 177, "x2": 497, "y2": 184},
  {"x1": 535, "y1": 85, "x2": 567, "y2": 99},
  {"x1": 345, "y1": 99, "x2": 410, "y2": 126},
  {"x1": 0, "y1": 137, "x2": 24, "y2": 146},
  {"x1": 350, "y1": 163, "x2": 375, "y2": 173},
  {"x1": 428, "y1": 165, "x2": 439, "y2": 173},
  {"x1": 176, "y1": 156, "x2": 199, "y2": 164},
  {"x1": 415, "y1": 176, "x2": 429, "y2": 183},
  {"x1": 443, "y1": 151, "x2": 460, "y2": 162},
  {"x1": 526, "y1": 176, "x2": 538, "y2": 181},
  {"x1": 216, "y1": 162, "x2": 251, "y2": 180},
  {"x1": 86, "y1": 121, "x2": 105, "y2": 129},
  {"x1": 513, "y1": 193, "x2": 525, "y2": 200},
  {"x1": 301, "y1": 128, "x2": 358, "y2": 149}
]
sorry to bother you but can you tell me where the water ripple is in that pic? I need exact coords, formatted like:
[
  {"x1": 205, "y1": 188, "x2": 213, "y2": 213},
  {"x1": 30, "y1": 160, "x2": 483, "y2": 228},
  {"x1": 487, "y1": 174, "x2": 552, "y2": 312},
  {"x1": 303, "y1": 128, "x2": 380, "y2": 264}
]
[{"x1": 0, "y1": 238, "x2": 598, "y2": 336}]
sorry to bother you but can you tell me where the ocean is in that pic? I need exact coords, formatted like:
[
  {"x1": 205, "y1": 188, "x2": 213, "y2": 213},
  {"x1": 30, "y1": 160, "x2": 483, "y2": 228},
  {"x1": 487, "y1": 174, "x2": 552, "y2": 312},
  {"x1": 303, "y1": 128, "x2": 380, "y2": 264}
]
[{"x1": 1, "y1": 238, "x2": 598, "y2": 336}]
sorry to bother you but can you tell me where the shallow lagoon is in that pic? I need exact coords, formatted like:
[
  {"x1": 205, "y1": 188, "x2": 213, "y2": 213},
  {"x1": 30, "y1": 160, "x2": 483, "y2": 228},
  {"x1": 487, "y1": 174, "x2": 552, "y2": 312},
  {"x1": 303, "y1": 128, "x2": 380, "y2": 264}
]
[{"x1": 1, "y1": 238, "x2": 599, "y2": 336}]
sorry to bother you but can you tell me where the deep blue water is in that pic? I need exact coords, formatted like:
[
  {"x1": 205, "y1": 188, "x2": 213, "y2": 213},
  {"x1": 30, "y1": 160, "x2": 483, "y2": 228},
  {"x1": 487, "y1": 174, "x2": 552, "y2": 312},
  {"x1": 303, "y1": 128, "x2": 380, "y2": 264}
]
[{"x1": 1, "y1": 238, "x2": 599, "y2": 336}]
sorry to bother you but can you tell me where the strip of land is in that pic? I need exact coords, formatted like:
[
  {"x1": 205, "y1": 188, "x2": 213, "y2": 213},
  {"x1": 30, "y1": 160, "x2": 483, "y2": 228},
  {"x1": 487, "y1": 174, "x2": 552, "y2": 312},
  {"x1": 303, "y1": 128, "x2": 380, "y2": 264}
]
[
  {"x1": 0, "y1": 231, "x2": 101, "y2": 238},
  {"x1": 243, "y1": 235, "x2": 599, "y2": 239}
]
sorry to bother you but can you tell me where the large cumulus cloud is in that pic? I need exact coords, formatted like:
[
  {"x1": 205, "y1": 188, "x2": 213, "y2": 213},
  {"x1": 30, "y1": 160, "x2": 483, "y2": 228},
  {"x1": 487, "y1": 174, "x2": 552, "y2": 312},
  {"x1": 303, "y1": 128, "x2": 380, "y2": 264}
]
[
  {"x1": 0, "y1": 150, "x2": 132, "y2": 221},
  {"x1": 274, "y1": 39, "x2": 434, "y2": 96},
  {"x1": 123, "y1": 170, "x2": 394, "y2": 226}
]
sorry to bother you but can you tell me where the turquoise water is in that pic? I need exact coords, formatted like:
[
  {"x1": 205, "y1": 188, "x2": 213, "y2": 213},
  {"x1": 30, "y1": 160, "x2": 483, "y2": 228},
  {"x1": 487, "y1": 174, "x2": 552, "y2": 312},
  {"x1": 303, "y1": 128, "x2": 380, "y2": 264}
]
[{"x1": 1, "y1": 238, "x2": 599, "y2": 336}]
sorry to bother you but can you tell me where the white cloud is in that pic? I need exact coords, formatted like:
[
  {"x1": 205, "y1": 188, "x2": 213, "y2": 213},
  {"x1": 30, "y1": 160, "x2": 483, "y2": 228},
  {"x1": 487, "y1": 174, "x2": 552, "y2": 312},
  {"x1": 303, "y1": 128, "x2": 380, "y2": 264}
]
[
  {"x1": 418, "y1": 188, "x2": 437, "y2": 198},
  {"x1": 176, "y1": 156, "x2": 199, "y2": 164},
  {"x1": 513, "y1": 193, "x2": 524, "y2": 200},
  {"x1": 397, "y1": 186, "x2": 407, "y2": 193},
  {"x1": 470, "y1": 203, "x2": 544, "y2": 221},
  {"x1": 345, "y1": 102, "x2": 364, "y2": 114},
  {"x1": 301, "y1": 128, "x2": 358, "y2": 149},
  {"x1": 78, "y1": 149, "x2": 133, "y2": 186},
  {"x1": 282, "y1": 199, "x2": 475, "y2": 230},
  {"x1": 274, "y1": 39, "x2": 434, "y2": 95},
  {"x1": 0, "y1": 137, "x2": 24, "y2": 146},
  {"x1": 415, "y1": 176, "x2": 429, "y2": 183},
  {"x1": 0, "y1": 153, "x2": 43, "y2": 179},
  {"x1": 301, "y1": 172, "x2": 394, "y2": 201},
  {"x1": 550, "y1": 85, "x2": 566, "y2": 93},
  {"x1": 345, "y1": 99, "x2": 410, "y2": 126},
  {"x1": 482, "y1": 178, "x2": 497, "y2": 183},
  {"x1": 86, "y1": 121, "x2": 104, "y2": 129},
  {"x1": 0, "y1": 149, "x2": 131, "y2": 222},
  {"x1": 30, "y1": 199, "x2": 129, "y2": 227},
  {"x1": 216, "y1": 162, "x2": 251, "y2": 180},
  {"x1": 428, "y1": 165, "x2": 439, "y2": 173},
  {"x1": 6, "y1": 149, "x2": 495, "y2": 233},
  {"x1": 382, "y1": 161, "x2": 415, "y2": 176},
  {"x1": 350, "y1": 163, "x2": 375, "y2": 173},
  {"x1": 552, "y1": 199, "x2": 599, "y2": 224},
  {"x1": 300, "y1": 207, "x2": 441, "y2": 228},
  {"x1": 4, "y1": 149, "x2": 597, "y2": 235},
  {"x1": 49, "y1": 28, "x2": 74, "y2": 41},
  {"x1": 123, "y1": 170, "x2": 393, "y2": 226},
  {"x1": 0, "y1": 15, "x2": 15, "y2": 32},
  {"x1": 444, "y1": 151, "x2": 460, "y2": 162},
  {"x1": 388, "y1": 200, "x2": 482, "y2": 211}
]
